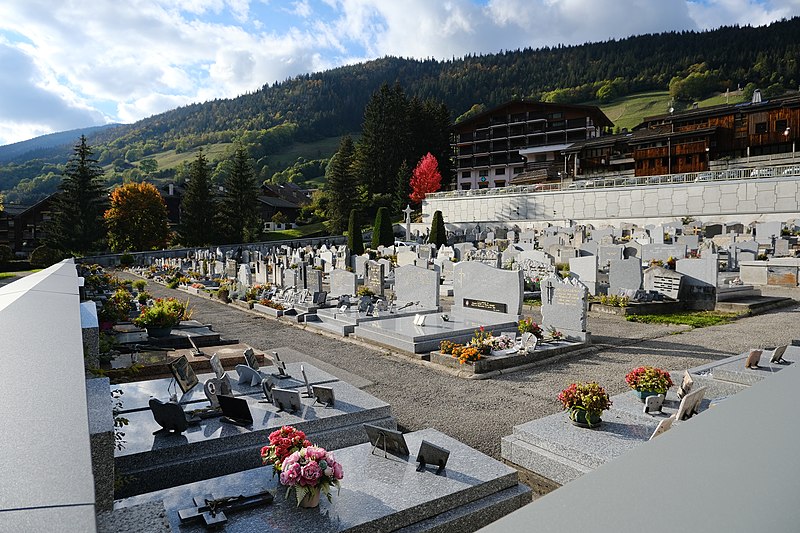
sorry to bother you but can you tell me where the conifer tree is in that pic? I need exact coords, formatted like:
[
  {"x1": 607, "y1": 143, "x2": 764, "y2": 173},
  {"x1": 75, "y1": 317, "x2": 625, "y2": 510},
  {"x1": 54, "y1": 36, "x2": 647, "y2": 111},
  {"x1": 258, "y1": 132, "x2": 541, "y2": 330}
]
[
  {"x1": 347, "y1": 209, "x2": 364, "y2": 256},
  {"x1": 325, "y1": 135, "x2": 357, "y2": 235},
  {"x1": 219, "y1": 146, "x2": 260, "y2": 243},
  {"x1": 45, "y1": 135, "x2": 107, "y2": 255},
  {"x1": 179, "y1": 150, "x2": 216, "y2": 246},
  {"x1": 371, "y1": 207, "x2": 394, "y2": 249},
  {"x1": 393, "y1": 161, "x2": 412, "y2": 215},
  {"x1": 428, "y1": 210, "x2": 447, "y2": 248}
]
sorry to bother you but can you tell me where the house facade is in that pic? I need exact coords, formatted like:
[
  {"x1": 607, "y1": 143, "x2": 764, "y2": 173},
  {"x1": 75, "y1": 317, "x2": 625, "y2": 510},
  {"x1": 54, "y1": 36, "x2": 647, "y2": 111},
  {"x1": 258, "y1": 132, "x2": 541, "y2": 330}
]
[{"x1": 452, "y1": 100, "x2": 613, "y2": 190}]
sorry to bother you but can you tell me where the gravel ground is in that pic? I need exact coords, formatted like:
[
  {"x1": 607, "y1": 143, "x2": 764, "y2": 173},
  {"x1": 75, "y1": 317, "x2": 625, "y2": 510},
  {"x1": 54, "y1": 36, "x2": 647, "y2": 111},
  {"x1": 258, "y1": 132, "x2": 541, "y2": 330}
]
[{"x1": 124, "y1": 273, "x2": 800, "y2": 459}]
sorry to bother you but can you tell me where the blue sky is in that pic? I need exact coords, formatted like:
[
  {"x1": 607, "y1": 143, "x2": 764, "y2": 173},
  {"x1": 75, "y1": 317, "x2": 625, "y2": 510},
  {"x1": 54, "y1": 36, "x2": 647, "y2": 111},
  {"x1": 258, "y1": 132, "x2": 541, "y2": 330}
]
[{"x1": 0, "y1": 0, "x2": 798, "y2": 146}]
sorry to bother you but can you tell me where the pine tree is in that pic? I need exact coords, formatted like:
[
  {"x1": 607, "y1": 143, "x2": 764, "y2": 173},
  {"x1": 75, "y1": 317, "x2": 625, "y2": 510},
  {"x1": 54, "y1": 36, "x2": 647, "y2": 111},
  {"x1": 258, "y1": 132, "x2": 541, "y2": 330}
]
[
  {"x1": 371, "y1": 207, "x2": 394, "y2": 248},
  {"x1": 45, "y1": 135, "x2": 107, "y2": 255},
  {"x1": 347, "y1": 209, "x2": 364, "y2": 256},
  {"x1": 428, "y1": 210, "x2": 446, "y2": 248},
  {"x1": 325, "y1": 135, "x2": 357, "y2": 235},
  {"x1": 219, "y1": 146, "x2": 260, "y2": 243},
  {"x1": 179, "y1": 150, "x2": 216, "y2": 246}
]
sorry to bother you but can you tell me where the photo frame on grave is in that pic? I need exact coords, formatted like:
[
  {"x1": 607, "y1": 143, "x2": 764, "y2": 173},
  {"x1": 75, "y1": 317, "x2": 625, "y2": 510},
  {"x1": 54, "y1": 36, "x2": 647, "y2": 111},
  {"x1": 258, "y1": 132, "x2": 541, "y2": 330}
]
[
  {"x1": 300, "y1": 364, "x2": 313, "y2": 398},
  {"x1": 169, "y1": 355, "x2": 199, "y2": 395},
  {"x1": 188, "y1": 335, "x2": 204, "y2": 357},
  {"x1": 675, "y1": 386, "x2": 706, "y2": 421},
  {"x1": 218, "y1": 394, "x2": 254, "y2": 427},
  {"x1": 501, "y1": 331, "x2": 518, "y2": 342},
  {"x1": 259, "y1": 375, "x2": 278, "y2": 403},
  {"x1": 676, "y1": 370, "x2": 694, "y2": 400},
  {"x1": 312, "y1": 385, "x2": 335, "y2": 408},
  {"x1": 235, "y1": 364, "x2": 263, "y2": 387},
  {"x1": 203, "y1": 378, "x2": 223, "y2": 408},
  {"x1": 313, "y1": 291, "x2": 328, "y2": 306},
  {"x1": 363, "y1": 423, "x2": 409, "y2": 458},
  {"x1": 149, "y1": 398, "x2": 192, "y2": 434},
  {"x1": 366, "y1": 303, "x2": 375, "y2": 316},
  {"x1": 416, "y1": 440, "x2": 450, "y2": 475},
  {"x1": 649, "y1": 415, "x2": 675, "y2": 441},
  {"x1": 745, "y1": 349, "x2": 763, "y2": 369},
  {"x1": 770, "y1": 345, "x2": 789, "y2": 364},
  {"x1": 209, "y1": 353, "x2": 225, "y2": 379},
  {"x1": 270, "y1": 351, "x2": 290, "y2": 379},
  {"x1": 413, "y1": 314, "x2": 427, "y2": 327},
  {"x1": 643, "y1": 394, "x2": 665, "y2": 415},
  {"x1": 243, "y1": 348, "x2": 259, "y2": 371},
  {"x1": 272, "y1": 388, "x2": 303, "y2": 413}
]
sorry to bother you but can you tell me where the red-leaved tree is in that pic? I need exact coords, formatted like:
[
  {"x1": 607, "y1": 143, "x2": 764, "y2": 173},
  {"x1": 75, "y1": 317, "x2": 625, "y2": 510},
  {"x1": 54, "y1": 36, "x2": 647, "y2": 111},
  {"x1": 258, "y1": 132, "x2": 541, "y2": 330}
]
[{"x1": 409, "y1": 153, "x2": 442, "y2": 204}]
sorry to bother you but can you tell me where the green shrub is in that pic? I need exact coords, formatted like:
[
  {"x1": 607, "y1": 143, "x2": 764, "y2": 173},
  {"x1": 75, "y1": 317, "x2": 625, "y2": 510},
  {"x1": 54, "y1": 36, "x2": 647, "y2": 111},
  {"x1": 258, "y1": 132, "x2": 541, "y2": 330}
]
[
  {"x1": 132, "y1": 280, "x2": 147, "y2": 291},
  {"x1": 0, "y1": 244, "x2": 13, "y2": 263},
  {"x1": 372, "y1": 207, "x2": 394, "y2": 248},
  {"x1": 428, "y1": 210, "x2": 446, "y2": 247},
  {"x1": 348, "y1": 209, "x2": 364, "y2": 255},
  {"x1": 29, "y1": 245, "x2": 63, "y2": 268},
  {"x1": 119, "y1": 253, "x2": 134, "y2": 267}
]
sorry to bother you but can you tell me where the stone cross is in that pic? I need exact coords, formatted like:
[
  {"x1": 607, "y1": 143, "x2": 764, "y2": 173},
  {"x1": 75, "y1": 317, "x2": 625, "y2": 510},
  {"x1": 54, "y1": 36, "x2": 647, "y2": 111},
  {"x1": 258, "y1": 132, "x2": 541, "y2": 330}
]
[{"x1": 403, "y1": 204, "x2": 413, "y2": 242}]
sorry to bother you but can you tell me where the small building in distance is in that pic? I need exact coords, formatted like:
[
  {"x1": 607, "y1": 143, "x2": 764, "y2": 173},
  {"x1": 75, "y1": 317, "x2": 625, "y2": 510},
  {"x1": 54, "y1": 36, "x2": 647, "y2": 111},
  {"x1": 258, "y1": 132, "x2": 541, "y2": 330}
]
[{"x1": 0, "y1": 194, "x2": 56, "y2": 256}]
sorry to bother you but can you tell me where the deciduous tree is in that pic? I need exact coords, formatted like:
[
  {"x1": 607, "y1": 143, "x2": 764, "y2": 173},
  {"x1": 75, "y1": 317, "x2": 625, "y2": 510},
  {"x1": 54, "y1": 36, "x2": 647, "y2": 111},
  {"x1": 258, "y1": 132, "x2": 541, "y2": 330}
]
[
  {"x1": 409, "y1": 153, "x2": 442, "y2": 204},
  {"x1": 45, "y1": 135, "x2": 107, "y2": 255},
  {"x1": 105, "y1": 182, "x2": 171, "y2": 252}
]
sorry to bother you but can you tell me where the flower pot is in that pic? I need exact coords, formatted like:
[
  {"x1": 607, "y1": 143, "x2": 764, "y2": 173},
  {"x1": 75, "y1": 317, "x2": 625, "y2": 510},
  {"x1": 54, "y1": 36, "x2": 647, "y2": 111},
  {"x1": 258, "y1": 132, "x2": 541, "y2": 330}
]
[
  {"x1": 146, "y1": 326, "x2": 172, "y2": 338},
  {"x1": 299, "y1": 488, "x2": 321, "y2": 508},
  {"x1": 569, "y1": 408, "x2": 602, "y2": 428},
  {"x1": 633, "y1": 389, "x2": 661, "y2": 402}
]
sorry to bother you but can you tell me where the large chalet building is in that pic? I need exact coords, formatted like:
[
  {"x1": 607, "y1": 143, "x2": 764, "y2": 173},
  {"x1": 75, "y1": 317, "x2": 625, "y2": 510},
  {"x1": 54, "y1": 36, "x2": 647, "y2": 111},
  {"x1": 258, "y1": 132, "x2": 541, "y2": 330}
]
[{"x1": 451, "y1": 100, "x2": 613, "y2": 190}]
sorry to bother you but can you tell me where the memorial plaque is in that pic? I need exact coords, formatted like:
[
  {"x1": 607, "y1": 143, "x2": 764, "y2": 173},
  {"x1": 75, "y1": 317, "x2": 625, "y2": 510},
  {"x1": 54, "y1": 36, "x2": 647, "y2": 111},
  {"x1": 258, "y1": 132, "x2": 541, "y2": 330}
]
[
  {"x1": 770, "y1": 345, "x2": 788, "y2": 364},
  {"x1": 643, "y1": 394, "x2": 665, "y2": 414},
  {"x1": 676, "y1": 370, "x2": 694, "y2": 400},
  {"x1": 416, "y1": 440, "x2": 450, "y2": 474},
  {"x1": 363, "y1": 423, "x2": 409, "y2": 458},
  {"x1": 649, "y1": 415, "x2": 675, "y2": 440},
  {"x1": 675, "y1": 386, "x2": 706, "y2": 421},
  {"x1": 745, "y1": 349, "x2": 762, "y2": 369},
  {"x1": 463, "y1": 298, "x2": 507, "y2": 314},
  {"x1": 169, "y1": 355, "x2": 199, "y2": 394}
]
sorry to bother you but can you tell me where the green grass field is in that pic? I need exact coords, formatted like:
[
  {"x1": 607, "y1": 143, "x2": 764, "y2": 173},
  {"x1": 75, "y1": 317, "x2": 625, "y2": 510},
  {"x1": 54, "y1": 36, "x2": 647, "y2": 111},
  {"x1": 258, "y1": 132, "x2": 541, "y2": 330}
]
[
  {"x1": 625, "y1": 311, "x2": 741, "y2": 328},
  {"x1": 262, "y1": 221, "x2": 331, "y2": 241}
]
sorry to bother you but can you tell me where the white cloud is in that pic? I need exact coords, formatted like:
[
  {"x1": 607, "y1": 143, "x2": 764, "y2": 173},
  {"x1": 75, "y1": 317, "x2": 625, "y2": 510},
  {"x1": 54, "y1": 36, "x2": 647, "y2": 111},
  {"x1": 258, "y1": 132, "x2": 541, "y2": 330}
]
[{"x1": 0, "y1": 0, "x2": 795, "y2": 146}]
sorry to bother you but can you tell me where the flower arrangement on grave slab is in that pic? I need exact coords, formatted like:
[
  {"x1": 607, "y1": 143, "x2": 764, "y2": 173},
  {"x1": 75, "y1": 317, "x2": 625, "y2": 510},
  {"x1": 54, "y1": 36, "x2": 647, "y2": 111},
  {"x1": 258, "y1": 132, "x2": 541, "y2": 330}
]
[
  {"x1": 280, "y1": 445, "x2": 344, "y2": 507},
  {"x1": 136, "y1": 291, "x2": 152, "y2": 305},
  {"x1": 453, "y1": 345, "x2": 480, "y2": 364},
  {"x1": 518, "y1": 317, "x2": 544, "y2": 339},
  {"x1": 489, "y1": 335, "x2": 515, "y2": 351},
  {"x1": 356, "y1": 286, "x2": 375, "y2": 297},
  {"x1": 469, "y1": 326, "x2": 493, "y2": 356},
  {"x1": 261, "y1": 426, "x2": 313, "y2": 475},
  {"x1": 546, "y1": 326, "x2": 564, "y2": 341},
  {"x1": 99, "y1": 288, "x2": 136, "y2": 324},
  {"x1": 439, "y1": 340, "x2": 463, "y2": 355},
  {"x1": 133, "y1": 297, "x2": 190, "y2": 329},
  {"x1": 558, "y1": 382, "x2": 612, "y2": 428},
  {"x1": 245, "y1": 284, "x2": 268, "y2": 302},
  {"x1": 258, "y1": 298, "x2": 285, "y2": 310},
  {"x1": 625, "y1": 366, "x2": 673, "y2": 398}
]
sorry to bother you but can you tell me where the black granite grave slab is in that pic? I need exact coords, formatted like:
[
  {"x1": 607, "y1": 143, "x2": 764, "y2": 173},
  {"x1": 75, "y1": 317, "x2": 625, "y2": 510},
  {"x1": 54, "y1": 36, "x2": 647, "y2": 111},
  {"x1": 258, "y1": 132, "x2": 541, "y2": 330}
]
[
  {"x1": 114, "y1": 363, "x2": 395, "y2": 498},
  {"x1": 114, "y1": 429, "x2": 531, "y2": 533}
]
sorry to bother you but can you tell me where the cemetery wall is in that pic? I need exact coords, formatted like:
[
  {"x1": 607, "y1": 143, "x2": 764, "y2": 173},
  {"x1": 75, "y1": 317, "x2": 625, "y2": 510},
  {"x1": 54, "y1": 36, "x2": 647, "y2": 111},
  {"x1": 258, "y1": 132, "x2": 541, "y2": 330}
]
[{"x1": 423, "y1": 178, "x2": 800, "y2": 228}]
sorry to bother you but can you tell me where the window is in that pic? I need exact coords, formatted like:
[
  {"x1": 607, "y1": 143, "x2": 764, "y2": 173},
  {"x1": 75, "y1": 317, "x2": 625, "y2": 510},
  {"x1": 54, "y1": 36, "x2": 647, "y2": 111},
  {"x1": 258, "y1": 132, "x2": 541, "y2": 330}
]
[
  {"x1": 495, "y1": 168, "x2": 505, "y2": 175},
  {"x1": 513, "y1": 166, "x2": 524, "y2": 174},
  {"x1": 755, "y1": 122, "x2": 768, "y2": 134},
  {"x1": 776, "y1": 119, "x2": 788, "y2": 133},
  {"x1": 478, "y1": 182, "x2": 489, "y2": 189},
  {"x1": 495, "y1": 180, "x2": 506, "y2": 188},
  {"x1": 461, "y1": 171, "x2": 471, "y2": 179},
  {"x1": 648, "y1": 160, "x2": 655, "y2": 169},
  {"x1": 479, "y1": 169, "x2": 489, "y2": 177},
  {"x1": 685, "y1": 155, "x2": 692, "y2": 164},
  {"x1": 661, "y1": 157, "x2": 668, "y2": 167},
  {"x1": 460, "y1": 183, "x2": 471, "y2": 190}
]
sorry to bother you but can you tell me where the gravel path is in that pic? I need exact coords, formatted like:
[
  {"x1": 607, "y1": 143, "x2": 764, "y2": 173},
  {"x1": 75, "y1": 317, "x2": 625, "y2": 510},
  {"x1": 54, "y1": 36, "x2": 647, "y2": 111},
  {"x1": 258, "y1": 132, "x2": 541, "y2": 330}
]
[{"x1": 125, "y1": 273, "x2": 799, "y2": 459}]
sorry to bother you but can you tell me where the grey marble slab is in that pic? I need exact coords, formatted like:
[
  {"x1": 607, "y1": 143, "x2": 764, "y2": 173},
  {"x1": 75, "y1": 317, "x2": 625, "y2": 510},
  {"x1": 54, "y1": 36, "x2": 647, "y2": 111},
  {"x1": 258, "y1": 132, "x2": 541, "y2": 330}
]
[
  {"x1": 116, "y1": 429, "x2": 529, "y2": 533},
  {"x1": 690, "y1": 346, "x2": 799, "y2": 385}
]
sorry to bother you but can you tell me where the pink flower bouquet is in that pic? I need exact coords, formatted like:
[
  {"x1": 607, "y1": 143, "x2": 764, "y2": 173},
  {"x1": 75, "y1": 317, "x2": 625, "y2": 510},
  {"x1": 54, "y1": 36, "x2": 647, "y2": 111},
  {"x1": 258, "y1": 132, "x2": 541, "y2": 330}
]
[{"x1": 280, "y1": 445, "x2": 344, "y2": 506}]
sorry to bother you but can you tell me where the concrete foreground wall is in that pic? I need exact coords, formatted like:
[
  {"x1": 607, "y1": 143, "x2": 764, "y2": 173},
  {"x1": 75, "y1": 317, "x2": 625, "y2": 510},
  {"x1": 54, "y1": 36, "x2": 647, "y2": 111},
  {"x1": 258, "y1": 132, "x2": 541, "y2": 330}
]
[{"x1": 423, "y1": 177, "x2": 800, "y2": 228}]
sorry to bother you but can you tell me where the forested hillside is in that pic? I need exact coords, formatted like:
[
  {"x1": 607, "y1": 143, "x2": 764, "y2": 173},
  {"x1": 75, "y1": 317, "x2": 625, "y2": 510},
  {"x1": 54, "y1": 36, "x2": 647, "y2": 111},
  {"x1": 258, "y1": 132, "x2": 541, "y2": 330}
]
[{"x1": 2, "y1": 17, "x2": 798, "y2": 204}]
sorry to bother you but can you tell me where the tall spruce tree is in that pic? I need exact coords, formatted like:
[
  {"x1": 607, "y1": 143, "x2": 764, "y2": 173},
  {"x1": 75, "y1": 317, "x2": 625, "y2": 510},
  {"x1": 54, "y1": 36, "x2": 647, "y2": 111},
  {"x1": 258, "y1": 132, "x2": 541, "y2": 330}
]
[
  {"x1": 347, "y1": 209, "x2": 364, "y2": 256},
  {"x1": 393, "y1": 161, "x2": 412, "y2": 215},
  {"x1": 179, "y1": 150, "x2": 216, "y2": 246},
  {"x1": 325, "y1": 135, "x2": 357, "y2": 235},
  {"x1": 45, "y1": 135, "x2": 107, "y2": 255},
  {"x1": 219, "y1": 146, "x2": 260, "y2": 243},
  {"x1": 354, "y1": 83, "x2": 410, "y2": 200}
]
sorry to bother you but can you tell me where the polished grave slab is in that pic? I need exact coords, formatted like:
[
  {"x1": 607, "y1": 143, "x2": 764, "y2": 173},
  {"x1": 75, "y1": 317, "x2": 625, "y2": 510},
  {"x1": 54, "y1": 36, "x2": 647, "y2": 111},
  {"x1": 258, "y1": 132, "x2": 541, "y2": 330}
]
[
  {"x1": 353, "y1": 312, "x2": 518, "y2": 355},
  {"x1": 113, "y1": 361, "x2": 395, "y2": 498},
  {"x1": 114, "y1": 429, "x2": 531, "y2": 533},
  {"x1": 305, "y1": 303, "x2": 440, "y2": 336}
]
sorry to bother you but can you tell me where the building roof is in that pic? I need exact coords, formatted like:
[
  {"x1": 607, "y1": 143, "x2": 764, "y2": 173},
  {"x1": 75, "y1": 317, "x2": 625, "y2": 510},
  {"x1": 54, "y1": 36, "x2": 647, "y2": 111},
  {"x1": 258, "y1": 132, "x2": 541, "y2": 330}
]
[
  {"x1": 454, "y1": 99, "x2": 614, "y2": 130},
  {"x1": 519, "y1": 143, "x2": 575, "y2": 157},
  {"x1": 640, "y1": 93, "x2": 800, "y2": 126},
  {"x1": 257, "y1": 196, "x2": 299, "y2": 209}
]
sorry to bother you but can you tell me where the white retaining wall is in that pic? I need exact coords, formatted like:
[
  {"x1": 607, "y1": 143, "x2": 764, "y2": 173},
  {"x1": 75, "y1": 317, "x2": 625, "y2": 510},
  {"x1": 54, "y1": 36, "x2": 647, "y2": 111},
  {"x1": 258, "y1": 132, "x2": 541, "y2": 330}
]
[{"x1": 422, "y1": 176, "x2": 800, "y2": 228}]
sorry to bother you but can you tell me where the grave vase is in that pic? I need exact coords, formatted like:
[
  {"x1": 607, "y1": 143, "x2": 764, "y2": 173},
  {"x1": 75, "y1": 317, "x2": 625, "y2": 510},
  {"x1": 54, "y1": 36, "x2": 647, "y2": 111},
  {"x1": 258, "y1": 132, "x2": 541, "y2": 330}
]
[
  {"x1": 146, "y1": 326, "x2": 172, "y2": 338},
  {"x1": 299, "y1": 488, "x2": 321, "y2": 508},
  {"x1": 633, "y1": 389, "x2": 661, "y2": 402},
  {"x1": 569, "y1": 408, "x2": 602, "y2": 429}
]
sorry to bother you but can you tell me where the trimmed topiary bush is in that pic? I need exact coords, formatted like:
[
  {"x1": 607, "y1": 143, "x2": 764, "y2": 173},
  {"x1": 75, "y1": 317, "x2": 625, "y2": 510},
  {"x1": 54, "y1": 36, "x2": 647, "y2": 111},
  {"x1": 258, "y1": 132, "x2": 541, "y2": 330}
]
[
  {"x1": 29, "y1": 245, "x2": 64, "y2": 268},
  {"x1": 348, "y1": 209, "x2": 364, "y2": 256},
  {"x1": 372, "y1": 206, "x2": 394, "y2": 248},
  {"x1": 428, "y1": 210, "x2": 446, "y2": 248},
  {"x1": 120, "y1": 253, "x2": 134, "y2": 267}
]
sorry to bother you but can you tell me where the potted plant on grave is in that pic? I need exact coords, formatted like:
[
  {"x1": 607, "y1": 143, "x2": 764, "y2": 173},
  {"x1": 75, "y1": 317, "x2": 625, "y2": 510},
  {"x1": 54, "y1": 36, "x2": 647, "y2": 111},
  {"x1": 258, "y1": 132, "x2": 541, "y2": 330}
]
[
  {"x1": 545, "y1": 325, "x2": 564, "y2": 342},
  {"x1": 279, "y1": 445, "x2": 344, "y2": 508},
  {"x1": 133, "y1": 297, "x2": 190, "y2": 337},
  {"x1": 625, "y1": 366, "x2": 673, "y2": 401},
  {"x1": 558, "y1": 382, "x2": 612, "y2": 428}
]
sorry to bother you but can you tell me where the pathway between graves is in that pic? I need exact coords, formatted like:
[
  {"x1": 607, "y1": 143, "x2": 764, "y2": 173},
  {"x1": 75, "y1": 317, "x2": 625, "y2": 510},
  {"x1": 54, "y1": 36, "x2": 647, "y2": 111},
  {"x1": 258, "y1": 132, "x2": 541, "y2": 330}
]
[{"x1": 123, "y1": 273, "x2": 800, "y2": 460}]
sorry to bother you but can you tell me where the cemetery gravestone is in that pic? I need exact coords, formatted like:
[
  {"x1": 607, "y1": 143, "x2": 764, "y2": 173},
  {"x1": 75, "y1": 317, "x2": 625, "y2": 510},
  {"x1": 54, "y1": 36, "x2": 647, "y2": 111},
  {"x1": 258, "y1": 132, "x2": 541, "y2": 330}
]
[
  {"x1": 569, "y1": 255, "x2": 599, "y2": 295},
  {"x1": 540, "y1": 275, "x2": 589, "y2": 342},
  {"x1": 609, "y1": 258, "x2": 643, "y2": 295},
  {"x1": 394, "y1": 265, "x2": 440, "y2": 309},
  {"x1": 365, "y1": 262, "x2": 385, "y2": 297},
  {"x1": 452, "y1": 261, "x2": 523, "y2": 323},
  {"x1": 329, "y1": 269, "x2": 357, "y2": 298},
  {"x1": 643, "y1": 266, "x2": 683, "y2": 300}
]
